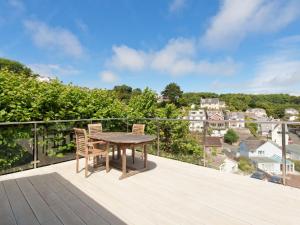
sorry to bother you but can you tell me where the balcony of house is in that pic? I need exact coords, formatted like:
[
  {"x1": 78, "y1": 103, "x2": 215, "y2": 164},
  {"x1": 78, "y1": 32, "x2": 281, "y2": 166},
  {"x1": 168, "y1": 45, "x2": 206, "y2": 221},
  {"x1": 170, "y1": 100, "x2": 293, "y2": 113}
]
[{"x1": 1, "y1": 118, "x2": 300, "y2": 225}]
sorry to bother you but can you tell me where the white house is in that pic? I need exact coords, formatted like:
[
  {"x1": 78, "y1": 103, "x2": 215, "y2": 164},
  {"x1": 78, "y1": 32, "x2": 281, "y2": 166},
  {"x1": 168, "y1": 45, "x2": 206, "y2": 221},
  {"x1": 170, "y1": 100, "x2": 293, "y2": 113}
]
[
  {"x1": 36, "y1": 75, "x2": 52, "y2": 82},
  {"x1": 239, "y1": 140, "x2": 294, "y2": 175},
  {"x1": 285, "y1": 108, "x2": 299, "y2": 115},
  {"x1": 200, "y1": 98, "x2": 225, "y2": 110},
  {"x1": 187, "y1": 109, "x2": 206, "y2": 132},
  {"x1": 226, "y1": 112, "x2": 245, "y2": 128},
  {"x1": 246, "y1": 108, "x2": 267, "y2": 119},
  {"x1": 271, "y1": 124, "x2": 289, "y2": 147},
  {"x1": 219, "y1": 158, "x2": 238, "y2": 173},
  {"x1": 207, "y1": 110, "x2": 227, "y2": 136}
]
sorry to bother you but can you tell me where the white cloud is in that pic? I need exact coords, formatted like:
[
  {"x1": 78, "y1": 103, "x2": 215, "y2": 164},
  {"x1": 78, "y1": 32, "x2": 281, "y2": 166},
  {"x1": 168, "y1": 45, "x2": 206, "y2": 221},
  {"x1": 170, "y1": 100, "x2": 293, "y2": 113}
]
[
  {"x1": 107, "y1": 38, "x2": 238, "y2": 76},
  {"x1": 100, "y1": 70, "x2": 118, "y2": 83},
  {"x1": 169, "y1": 0, "x2": 187, "y2": 13},
  {"x1": 28, "y1": 64, "x2": 80, "y2": 77},
  {"x1": 108, "y1": 45, "x2": 146, "y2": 71},
  {"x1": 24, "y1": 19, "x2": 85, "y2": 58},
  {"x1": 202, "y1": 0, "x2": 300, "y2": 49}
]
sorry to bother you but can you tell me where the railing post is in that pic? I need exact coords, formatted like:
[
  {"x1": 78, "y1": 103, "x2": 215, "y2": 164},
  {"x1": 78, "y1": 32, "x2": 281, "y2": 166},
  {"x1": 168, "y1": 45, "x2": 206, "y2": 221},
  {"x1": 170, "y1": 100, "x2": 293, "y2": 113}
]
[
  {"x1": 156, "y1": 118, "x2": 160, "y2": 156},
  {"x1": 33, "y1": 123, "x2": 38, "y2": 169},
  {"x1": 202, "y1": 121, "x2": 207, "y2": 167},
  {"x1": 282, "y1": 123, "x2": 287, "y2": 185}
]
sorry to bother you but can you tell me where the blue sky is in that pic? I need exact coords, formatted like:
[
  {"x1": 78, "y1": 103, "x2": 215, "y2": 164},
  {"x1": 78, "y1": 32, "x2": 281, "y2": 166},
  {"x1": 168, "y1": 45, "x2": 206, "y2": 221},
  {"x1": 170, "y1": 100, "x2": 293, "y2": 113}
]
[{"x1": 1, "y1": 0, "x2": 300, "y2": 94}]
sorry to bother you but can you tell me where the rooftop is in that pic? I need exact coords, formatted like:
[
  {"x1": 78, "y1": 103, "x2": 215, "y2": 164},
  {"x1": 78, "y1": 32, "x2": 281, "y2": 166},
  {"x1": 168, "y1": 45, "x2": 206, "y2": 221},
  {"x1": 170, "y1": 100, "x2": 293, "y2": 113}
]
[{"x1": 1, "y1": 154, "x2": 300, "y2": 225}]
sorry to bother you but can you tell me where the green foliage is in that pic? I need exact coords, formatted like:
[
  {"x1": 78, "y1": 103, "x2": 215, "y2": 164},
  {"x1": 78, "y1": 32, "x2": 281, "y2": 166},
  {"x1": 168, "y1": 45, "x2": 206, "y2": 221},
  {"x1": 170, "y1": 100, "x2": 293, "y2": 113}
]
[
  {"x1": 0, "y1": 58, "x2": 33, "y2": 77},
  {"x1": 238, "y1": 157, "x2": 255, "y2": 173},
  {"x1": 224, "y1": 129, "x2": 239, "y2": 144},
  {"x1": 161, "y1": 83, "x2": 183, "y2": 107},
  {"x1": 245, "y1": 120, "x2": 258, "y2": 137},
  {"x1": 293, "y1": 160, "x2": 300, "y2": 172}
]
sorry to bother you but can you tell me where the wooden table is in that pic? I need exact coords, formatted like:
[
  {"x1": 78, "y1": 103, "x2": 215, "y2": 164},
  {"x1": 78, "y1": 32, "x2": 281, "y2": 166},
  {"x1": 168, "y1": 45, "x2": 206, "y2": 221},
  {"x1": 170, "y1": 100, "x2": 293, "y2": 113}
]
[{"x1": 89, "y1": 132, "x2": 156, "y2": 179}]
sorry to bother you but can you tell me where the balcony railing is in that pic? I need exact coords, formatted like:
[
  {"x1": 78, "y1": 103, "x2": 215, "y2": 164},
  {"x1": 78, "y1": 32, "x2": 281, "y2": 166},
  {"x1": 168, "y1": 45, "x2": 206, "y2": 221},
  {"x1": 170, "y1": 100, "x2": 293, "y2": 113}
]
[{"x1": 0, "y1": 118, "x2": 300, "y2": 187}]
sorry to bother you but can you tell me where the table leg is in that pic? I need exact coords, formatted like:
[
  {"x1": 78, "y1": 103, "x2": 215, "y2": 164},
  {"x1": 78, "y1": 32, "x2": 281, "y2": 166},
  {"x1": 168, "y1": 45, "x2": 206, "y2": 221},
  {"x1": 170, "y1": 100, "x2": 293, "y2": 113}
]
[
  {"x1": 112, "y1": 145, "x2": 115, "y2": 160},
  {"x1": 143, "y1": 144, "x2": 147, "y2": 168},
  {"x1": 121, "y1": 146, "x2": 127, "y2": 179},
  {"x1": 117, "y1": 145, "x2": 120, "y2": 160}
]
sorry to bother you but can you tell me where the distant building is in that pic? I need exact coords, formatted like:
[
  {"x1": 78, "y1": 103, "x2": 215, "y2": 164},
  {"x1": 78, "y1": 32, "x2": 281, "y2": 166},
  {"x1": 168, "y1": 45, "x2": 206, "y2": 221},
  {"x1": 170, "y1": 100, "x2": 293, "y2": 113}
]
[
  {"x1": 200, "y1": 98, "x2": 225, "y2": 110},
  {"x1": 207, "y1": 110, "x2": 227, "y2": 136},
  {"x1": 36, "y1": 76, "x2": 51, "y2": 82},
  {"x1": 239, "y1": 139, "x2": 294, "y2": 175},
  {"x1": 271, "y1": 124, "x2": 289, "y2": 147},
  {"x1": 285, "y1": 108, "x2": 299, "y2": 115},
  {"x1": 285, "y1": 108, "x2": 299, "y2": 121},
  {"x1": 286, "y1": 144, "x2": 300, "y2": 160},
  {"x1": 226, "y1": 112, "x2": 245, "y2": 128},
  {"x1": 245, "y1": 108, "x2": 267, "y2": 119},
  {"x1": 187, "y1": 109, "x2": 206, "y2": 132},
  {"x1": 205, "y1": 136, "x2": 223, "y2": 153}
]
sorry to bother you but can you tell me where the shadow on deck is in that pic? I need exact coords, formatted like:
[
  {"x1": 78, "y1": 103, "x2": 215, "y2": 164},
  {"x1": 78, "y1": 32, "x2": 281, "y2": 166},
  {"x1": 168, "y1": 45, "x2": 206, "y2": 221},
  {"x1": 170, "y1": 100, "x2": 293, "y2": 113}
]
[{"x1": 0, "y1": 172, "x2": 127, "y2": 225}]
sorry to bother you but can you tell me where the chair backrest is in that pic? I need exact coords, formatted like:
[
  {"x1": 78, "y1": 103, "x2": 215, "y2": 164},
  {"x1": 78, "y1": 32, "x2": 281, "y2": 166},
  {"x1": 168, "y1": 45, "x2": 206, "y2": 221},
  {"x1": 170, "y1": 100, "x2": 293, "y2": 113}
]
[
  {"x1": 132, "y1": 124, "x2": 145, "y2": 135},
  {"x1": 74, "y1": 128, "x2": 88, "y2": 154},
  {"x1": 88, "y1": 123, "x2": 102, "y2": 136}
]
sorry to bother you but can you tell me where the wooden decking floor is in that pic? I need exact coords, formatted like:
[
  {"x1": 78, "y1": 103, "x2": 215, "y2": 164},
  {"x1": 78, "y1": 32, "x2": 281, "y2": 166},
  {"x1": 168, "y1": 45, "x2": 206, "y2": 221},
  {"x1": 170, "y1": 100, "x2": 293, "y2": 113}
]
[
  {"x1": 1, "y1": 154, "x2": 300, "y2": 225},
  {"x1": 0, "y1": 172, "x2": 125, "y2": 225}
]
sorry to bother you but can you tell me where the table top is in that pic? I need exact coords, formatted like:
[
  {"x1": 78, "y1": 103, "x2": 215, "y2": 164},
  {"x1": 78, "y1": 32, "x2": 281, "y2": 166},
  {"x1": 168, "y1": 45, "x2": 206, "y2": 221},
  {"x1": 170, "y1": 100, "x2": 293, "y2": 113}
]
[{"x1": 89, "y1": 132, "x2": 156, "y2": 144}]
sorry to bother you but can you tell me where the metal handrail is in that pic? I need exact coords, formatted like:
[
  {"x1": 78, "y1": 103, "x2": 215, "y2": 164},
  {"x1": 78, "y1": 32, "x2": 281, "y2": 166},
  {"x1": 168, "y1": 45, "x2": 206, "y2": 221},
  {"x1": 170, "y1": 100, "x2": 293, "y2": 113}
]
[{"x1": 0, "y1": 117, "x2": 300, "y2": 125}]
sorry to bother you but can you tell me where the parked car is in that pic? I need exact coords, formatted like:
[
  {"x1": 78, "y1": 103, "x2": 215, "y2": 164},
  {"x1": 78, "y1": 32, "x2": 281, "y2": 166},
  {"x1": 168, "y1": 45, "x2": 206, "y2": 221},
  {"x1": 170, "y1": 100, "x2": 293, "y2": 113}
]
[
  {"x1": 269, "y1": 175, "x2": 282, "y2": 184},
  {"x1": 251, "y1": 171, "x2": 267, "y2": 181}
]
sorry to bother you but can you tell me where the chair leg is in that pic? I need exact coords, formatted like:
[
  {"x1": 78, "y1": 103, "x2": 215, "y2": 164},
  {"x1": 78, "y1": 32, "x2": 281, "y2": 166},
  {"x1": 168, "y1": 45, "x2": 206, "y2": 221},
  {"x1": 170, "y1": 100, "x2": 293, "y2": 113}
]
[
  {"x1": 106, "y1": 153, "x2": 109, "y2": 172},
  {"x1": 112, "y1": 145, "x2": 115, "y2": 160},
  {"x1": 132, "y1": 146, "x2": 135, "y2": 164},
  {"x1": 85, "y1": 156, "x2": 88, "y2": 177},
  {"x1": 76, "y1": 154, "x2": 79, "y2": 173}
]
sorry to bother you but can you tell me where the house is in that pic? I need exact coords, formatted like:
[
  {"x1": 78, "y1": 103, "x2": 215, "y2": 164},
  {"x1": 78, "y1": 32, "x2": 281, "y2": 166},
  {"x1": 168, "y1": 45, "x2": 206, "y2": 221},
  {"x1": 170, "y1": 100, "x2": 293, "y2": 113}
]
[
  {"x1": 239, "y1": 139, "x2": 294, "y2": 175},
  {"x1": 246, "y1": 108, "x2": 267, "y2": 119},
  {"x1": 200, "y1": 98, "x2": 225, "y2": 110},
  {"x1": 286, "y1": 144, "x2": 300, "y2": 160},
  {"x1": 258, "y1": 118, "x2": 275, "y2": 137},
  {"x1": 226, "y1": 112, "x2": 245, "y2": 128},
  {"x1": 219, "y1": 158, "x2": 239, "y2": 173},
  {"x1": 205, "y1": 136, "x2": 223, "y2": 153},
  {"x1": 207, "y1": 110, "x2": 226, "y2": 129},
  {"x1": 251, "y1": 156, "x2": 294, "y2": 175},
  {"x1": 285, "y1": 108, "x2": 299, "y2": 115},
  {"x1": 187, "y1": 109, "x2": 206, "y2": 132},
  {"x1": 271, "y1": 124, "x2": 289, "y2": 147},
  {"x1": 239, "y1": 138, "x2": 267, "y2": 158},
  {"x1": 285, "y1": 108, "x2": 299, "y2": 121},
  {"x1": 36, "y1": 75, "x2": 51, "y2": 82}
]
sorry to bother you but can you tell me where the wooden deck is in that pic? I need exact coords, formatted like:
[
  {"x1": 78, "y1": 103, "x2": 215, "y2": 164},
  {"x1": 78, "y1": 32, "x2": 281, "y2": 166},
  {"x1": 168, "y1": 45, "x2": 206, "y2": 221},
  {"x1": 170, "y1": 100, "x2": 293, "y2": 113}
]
[{"x1": 1, "y1": 154, "x2": 300, "y2": 225}]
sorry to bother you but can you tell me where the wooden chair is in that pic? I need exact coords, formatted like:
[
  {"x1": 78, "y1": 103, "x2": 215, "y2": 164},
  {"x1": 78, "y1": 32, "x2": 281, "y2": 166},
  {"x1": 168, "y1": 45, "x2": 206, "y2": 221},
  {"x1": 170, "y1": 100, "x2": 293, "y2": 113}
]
[
  {"x1": 88, "y1": 123, "x2": 102, "y2": 136},
  {"x1": 131, "y1": 124, "x2": 145, "y2": 164},
  {"x1": 74, "y1": 128, "x2": 109, "y2": 177}
]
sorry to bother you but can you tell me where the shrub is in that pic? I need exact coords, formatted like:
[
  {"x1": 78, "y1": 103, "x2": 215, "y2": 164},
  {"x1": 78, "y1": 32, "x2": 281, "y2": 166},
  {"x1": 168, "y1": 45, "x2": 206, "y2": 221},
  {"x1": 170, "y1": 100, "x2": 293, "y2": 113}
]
[
  {"x1": 224, "y1": 129, "x2": 239, "y2": 144},
  {"x1": 238, "y1": 157, "x2": 255, "y2": 173}
]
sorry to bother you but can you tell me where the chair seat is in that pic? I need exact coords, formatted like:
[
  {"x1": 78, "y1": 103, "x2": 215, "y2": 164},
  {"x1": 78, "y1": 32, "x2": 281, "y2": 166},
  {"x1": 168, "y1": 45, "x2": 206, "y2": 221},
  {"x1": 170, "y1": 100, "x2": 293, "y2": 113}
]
[{"x1": 88, "y1": 148, "x2": 107, "y2": 155}]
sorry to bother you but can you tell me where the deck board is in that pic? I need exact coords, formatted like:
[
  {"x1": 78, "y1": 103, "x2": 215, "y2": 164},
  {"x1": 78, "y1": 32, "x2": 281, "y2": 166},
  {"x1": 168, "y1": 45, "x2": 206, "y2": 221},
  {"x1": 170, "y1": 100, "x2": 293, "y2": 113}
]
[
  {"x1": 0, "y1": 182, "x2": 17, "y2": 225},
  {"x1": 0, "y1": 154, "x2": 300, "y2": 225},
  {"x1": 3, "y1": 179, "x2": 40, "y2": 225}
]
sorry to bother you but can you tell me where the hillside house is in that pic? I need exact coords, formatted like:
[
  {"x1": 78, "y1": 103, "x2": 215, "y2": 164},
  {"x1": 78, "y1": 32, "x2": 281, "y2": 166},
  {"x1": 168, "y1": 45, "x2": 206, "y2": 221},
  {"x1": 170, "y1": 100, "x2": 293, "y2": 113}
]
[
  {"x1": 226, "y1": 112, "x2": 245, "y2": 128},
  {"x1": 187, "y1": 109, "x2": 206, "y2": 132},
  {"x1": 246, "y1": 108, "x2": 267, "y2": 119},
  {"x1": 200, "y1": 98, "x2": 225, "y2": 110}
]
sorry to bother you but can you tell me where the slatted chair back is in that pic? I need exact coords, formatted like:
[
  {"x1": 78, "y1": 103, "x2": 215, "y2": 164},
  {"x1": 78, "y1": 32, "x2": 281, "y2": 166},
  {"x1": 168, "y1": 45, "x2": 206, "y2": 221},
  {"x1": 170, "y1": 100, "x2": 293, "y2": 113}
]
[
  {"x1": 88, "y1": 123, "x2": 102, "y2": 136},
  {"x1": 132, "y1": 124, "x2": 145, "y2": 135},
  {"x1": 74, "y1": 128, "x2": 88, "y2": 155}
]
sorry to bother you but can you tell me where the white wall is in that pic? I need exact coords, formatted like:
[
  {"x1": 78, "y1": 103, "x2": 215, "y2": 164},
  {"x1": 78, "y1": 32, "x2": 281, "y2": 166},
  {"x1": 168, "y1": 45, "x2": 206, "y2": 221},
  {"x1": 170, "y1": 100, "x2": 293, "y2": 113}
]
[{"x1": 249, "y1": 142, "x2": 282, "y2": 158}]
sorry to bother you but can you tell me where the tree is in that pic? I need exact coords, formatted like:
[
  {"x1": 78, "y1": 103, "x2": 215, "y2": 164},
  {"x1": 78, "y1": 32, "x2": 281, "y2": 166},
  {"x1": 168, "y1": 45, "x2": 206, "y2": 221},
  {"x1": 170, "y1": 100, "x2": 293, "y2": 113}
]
[
  {"x1": 224, "y1": 129, "x2": 239, "y2": 144},
  {"x1": 113, "y1": 85, "x2": 133, "y2": 102},
  {"x1": 0, "y1": 58, "x2": 33, "y2": 76},
  {"x1": 161, "y1": 83, "x2": 183, "y2": 107}
]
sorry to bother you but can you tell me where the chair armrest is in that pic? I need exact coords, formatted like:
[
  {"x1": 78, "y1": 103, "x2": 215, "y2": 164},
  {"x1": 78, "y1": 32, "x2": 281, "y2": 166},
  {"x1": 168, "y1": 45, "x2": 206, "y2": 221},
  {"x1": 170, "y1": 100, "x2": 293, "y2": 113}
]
[{"x1": 87, "y1": 141, "x2": 107, "y2": 148}]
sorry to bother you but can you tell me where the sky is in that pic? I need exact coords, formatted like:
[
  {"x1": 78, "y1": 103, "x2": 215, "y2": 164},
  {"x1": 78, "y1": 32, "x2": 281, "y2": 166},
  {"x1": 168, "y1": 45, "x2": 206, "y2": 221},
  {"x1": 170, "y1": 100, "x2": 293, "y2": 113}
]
[{"x1": 1, "y1": 0, "x2": 300, "y2": 94}]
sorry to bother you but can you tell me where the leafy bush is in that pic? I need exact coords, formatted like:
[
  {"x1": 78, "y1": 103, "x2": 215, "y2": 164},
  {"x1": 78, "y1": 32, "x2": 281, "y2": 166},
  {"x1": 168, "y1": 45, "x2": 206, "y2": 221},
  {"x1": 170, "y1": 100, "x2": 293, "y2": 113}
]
[
  {"x1": 293, "y1": 160, "x2": 300, "y2": 172},
  {"x1": 224, "y1": 129, "x2": 239, "y2": 144},
  {"x1": 238, "y1": 157, "x2": 255, "y2": 173}
]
